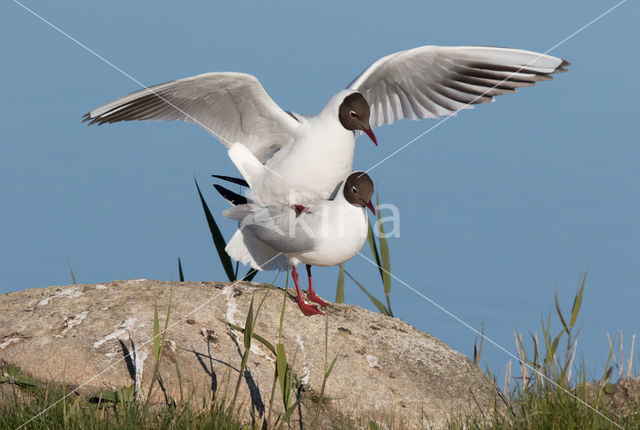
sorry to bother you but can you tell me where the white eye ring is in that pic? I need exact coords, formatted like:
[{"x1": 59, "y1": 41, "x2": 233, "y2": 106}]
[
  {"x1": 349, "y1": 110, "x2": 357, "y2": 118},
  {"x1": 351, "y1": 186, "x2": 357, "y2": 193}
]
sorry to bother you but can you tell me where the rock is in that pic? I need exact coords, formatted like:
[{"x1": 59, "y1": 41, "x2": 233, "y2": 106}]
[{"x1": 0, "y1": 280, "x2": 506, "y2": 428}]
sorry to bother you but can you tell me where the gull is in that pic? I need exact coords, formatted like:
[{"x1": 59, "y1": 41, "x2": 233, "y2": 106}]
[
  {"x1": 83, "y1": 46, "x2": 568, "y2": 204},
  {"x1": 215, "y1": 143, "x2": 375, "y2": 316}
]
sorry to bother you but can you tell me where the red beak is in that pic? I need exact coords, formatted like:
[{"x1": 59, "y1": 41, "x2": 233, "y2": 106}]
[
  {"x1": 364, "y1": 127, "x2": 377, "y2": 146},
  {"x1": 365, "y1": 200, "x2": 376, "y2": 215}
]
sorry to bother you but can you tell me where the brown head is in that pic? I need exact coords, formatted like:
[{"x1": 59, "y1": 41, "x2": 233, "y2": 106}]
[
  {"x1": 343, "y1": 172, "x2": 375, "y2": 214},
  {"x1": 338, "y1": 93, "x2": 377, "y2": 146}
]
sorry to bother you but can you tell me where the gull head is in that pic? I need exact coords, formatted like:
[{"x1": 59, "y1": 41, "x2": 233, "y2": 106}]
[
  {"x1": 344, "y1": 171, "x2": 375, "y2": 214},
  {"x1": 338, "y1": 93, "x2": 377, "y2": 146}
]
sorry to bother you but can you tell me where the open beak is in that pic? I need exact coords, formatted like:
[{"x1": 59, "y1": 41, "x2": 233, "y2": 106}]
[
  {"x1": 365, "y1": 200, "x2": 376, "y2": 215},
  {"x1": 364, "y1": 127, "x2": 378, "y2": 146}
]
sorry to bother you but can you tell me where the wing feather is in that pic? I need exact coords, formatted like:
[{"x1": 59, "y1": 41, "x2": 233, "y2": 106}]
[
  {"x1": 83, "y1": 72, "x2": 300, "y2": 163},
  {"x1": 224, "y1": 204, "x2": 315, "y2": 254},
  {"x1": 348, "y1": 46, "x2": 569, "y2": 128}
]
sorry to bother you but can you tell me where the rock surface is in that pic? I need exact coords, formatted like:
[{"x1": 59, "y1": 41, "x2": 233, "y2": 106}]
[{"x1": 0, "y1": 280, "x2": 505, "y2": 428}]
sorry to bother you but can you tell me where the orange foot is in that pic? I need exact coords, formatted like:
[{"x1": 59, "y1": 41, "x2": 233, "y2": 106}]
[
  {"x1": 297, "y1": 299, "x2": 323, "y2": 316},
  {"x1": 307, "y1": 291, "x2": 330, "y2": 307}
]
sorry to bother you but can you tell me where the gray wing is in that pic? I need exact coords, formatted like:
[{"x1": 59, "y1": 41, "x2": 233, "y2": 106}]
[
  {"x1": 224, "y1": 204, "x2": 315, "y2": 253},
  {"x1": 348, "y1": 46, "x2": 570, "y2": 128},
  {"x1": 83, "y1": 72, "x2": 300, "y2": 163}
]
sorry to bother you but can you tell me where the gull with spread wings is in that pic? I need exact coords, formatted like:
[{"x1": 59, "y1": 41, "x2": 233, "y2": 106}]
[{"x1": 84, "y1": 45, "x2": 569, "y2": 205}]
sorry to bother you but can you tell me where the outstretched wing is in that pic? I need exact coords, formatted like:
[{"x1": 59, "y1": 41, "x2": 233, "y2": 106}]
[
  {"x1": 83, "y1": 72, "x2": 300, "y2": 163},
  {"x1": 348, "y1": 46, "x2": 569, "y2": 128}
]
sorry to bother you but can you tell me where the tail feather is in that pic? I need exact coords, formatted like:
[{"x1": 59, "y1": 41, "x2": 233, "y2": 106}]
[
  {"x1": 225, "y1": 229, "x2": 288, "y2": 272},
  {"x1": 228, "y1": 143, "x2": 265, "y2": 190},
  {"x1": 220, "y1": 143, "x2": 289, "y2": 272},
  {"x1": 222, "y1": 204, "x2": 258, "y2": 221}
]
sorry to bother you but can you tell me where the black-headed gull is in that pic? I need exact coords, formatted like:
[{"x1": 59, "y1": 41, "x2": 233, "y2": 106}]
[
  {"x1": 216, "y1": 154, "x2": 375, "y2": 316},
  {"x1": 83, "y1": 46, "x2": 568, "y2": 204}
]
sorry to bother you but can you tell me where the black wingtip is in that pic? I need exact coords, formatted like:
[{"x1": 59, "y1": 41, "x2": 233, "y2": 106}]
[
  {"x1": 211, "y1": 175, "x2": 249, "y2": 188},
  {"x1": 213, "y1": 184, "x2": 248, "y2": 206},
  {"x1": 81, "y1": 111, "x2": 104, "y2": 126},
  {"x1": 555, "y1": 59, "x2": 571, "y2": 73}
]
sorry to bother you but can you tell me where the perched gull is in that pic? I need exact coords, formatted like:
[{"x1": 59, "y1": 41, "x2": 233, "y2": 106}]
[{"x1": 215, "y1": 143, "x2": 375, "y2": 316}]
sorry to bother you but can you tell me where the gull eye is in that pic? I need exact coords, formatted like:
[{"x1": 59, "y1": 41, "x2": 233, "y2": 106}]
[
  {"x1": 349, "y1": 110, "x2": 357, "y2": 118},
  {"x1": 351, "y1": 186, "x2": 357, "y2": 193}
]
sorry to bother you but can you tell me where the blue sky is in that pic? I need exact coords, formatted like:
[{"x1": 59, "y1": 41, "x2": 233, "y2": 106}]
[{"x1": 2, "y1": 1, "x2": 638, "y2": 379}]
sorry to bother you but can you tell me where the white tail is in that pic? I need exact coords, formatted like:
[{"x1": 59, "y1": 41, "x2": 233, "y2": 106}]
[
  {"x1": 228, "y1": 143, "x2": 265, "y2": 190},
  {"x1": 226, "y1": 229, "x2": 288, "y2": 272}
]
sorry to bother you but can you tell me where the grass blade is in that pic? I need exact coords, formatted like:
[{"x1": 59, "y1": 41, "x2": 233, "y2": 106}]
[
  {"x1": 366, "y1": 221, "x2": 383, "y2": 281},
  {"x1": 152, "y1": 299, "x2": 171, "y2": 362},
  {"x1": 473, "y1": 322, "x2": 485, "y2": 365},
  {"x1": 92, "y1": 390, "x2": 117, "y2": 403},
  {"x1": 335, "y1": 263, "x2": 345, "y2": 304},
  {"x1": 161, "y1": 295, "x2": 171, "y2": 350},
  {"x1": 218, "y1": 320, "x2": 276, "y2": 356},
  {"x1": 375, "y1": 192, "x2": 393, "y2": 316},
  {"x1": 243, "y1": 267, "x2": 258, "y2": 282},
  {"x1": 279, "y1": 275, "x2": 288, "y2": 344},
  {"x1": 326, "y1": 353, "x2": 338, "y2": 379},
  {"x1": 244, "y1": 297, "x2": 254, "y2": 350},
  {"x1": 344, "y1": 270, "x2": 390, "y2": 316},
  {"x1": 177, "y1": 257, "x2": 185, "y2": 282},
  {"x1": 148, "y1": 289, "x2": 172, "y2": 400},
  {"x1": 67, "y1": 262, "x2": 77, "y2": 285},
  {"x1": 153, "y1": 304, "x2": 160, "y2": 360},
  {"x1": 570, "y1": 271, "x2": 587, "y2": 327},
  {"x1": 276, "y1": 343, "x2": 290, "y2": 408},
  {"x1": 195, "y1": 177, "x2": 236, "y2": 282},
  {"x1": 280, "y1": 398, "x2": 300, "y2": 425},
  {"x1": 232, "y1": 294, "x2": 262, "y2": 411},
  {"x1": 554, "y1": 290, "x2": 569, "y2": 335}
]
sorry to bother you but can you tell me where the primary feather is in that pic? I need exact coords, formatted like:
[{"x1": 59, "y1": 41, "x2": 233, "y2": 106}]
[{"x1": 348, "y1": 46, "x2": 569, "y2": 128}]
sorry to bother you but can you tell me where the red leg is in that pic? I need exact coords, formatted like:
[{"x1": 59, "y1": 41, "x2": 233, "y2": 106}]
[
  {"x1": 292, "y1": 266, "x2": 322, "y2": 316},
  {"x1": 305, "y1": 265, "x2": 329, "y2": 307},
  {"x1": 292, "y1": 204, "x2": 311, "y2": 218}
]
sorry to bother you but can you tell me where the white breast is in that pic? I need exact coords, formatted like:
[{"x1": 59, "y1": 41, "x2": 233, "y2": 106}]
[
  {"x1": 290, "y1": 201, "x2": 368, "y2": 267},
  {"x1": 253, "y1": 118, "x2": 355, "y2": 204}
]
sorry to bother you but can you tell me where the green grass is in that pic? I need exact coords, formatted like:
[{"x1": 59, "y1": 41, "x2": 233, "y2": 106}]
[
  {"x1": 0, "y1": 281, "x2": 377, "y2": 429},
  {"x1": 458, "y1": 375, "x2": 640, "y2": 429},
  {"x1": 2, "y1": 276, "x2": 639, "y2": 429},
  {"x1": 4, "y1": 372, "x2": 637, "y2": 430},
  {"x1": 0, "y1": 384, "x2": 246, "y2": 430},
  {"x1": 0, "y1": 383, "x2": 402, "y2": 430},
  {"x1": 462, "y1": 272, "x2": 640, "y2": 430}
]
